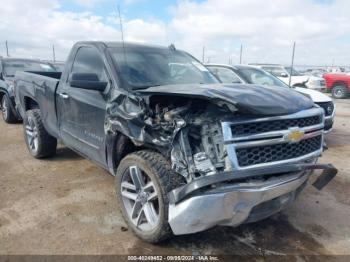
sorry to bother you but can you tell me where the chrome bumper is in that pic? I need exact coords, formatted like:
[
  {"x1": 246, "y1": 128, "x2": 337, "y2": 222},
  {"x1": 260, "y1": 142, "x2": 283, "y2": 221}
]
[
  {"x1": 168, "y1": 164, "x2": 337, "y2": 235},
  {"x1": 169, "y1": 171, "x2": 308, "y2": 235}
]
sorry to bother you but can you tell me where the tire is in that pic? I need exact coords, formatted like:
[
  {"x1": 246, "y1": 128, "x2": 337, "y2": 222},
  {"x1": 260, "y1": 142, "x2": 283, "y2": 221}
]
[
  {"x1": 116, "y1": 150, "x2": 185, "y2": 243},
  {"x1": 332, "y1": 85, "x2": 348, "y2": 99},
  {"x1": 23, "y1": 109, "x2": 57, "y2": 158},
  {"x1": 1, "y1": 95, "x2": 18, "y2": 123}
]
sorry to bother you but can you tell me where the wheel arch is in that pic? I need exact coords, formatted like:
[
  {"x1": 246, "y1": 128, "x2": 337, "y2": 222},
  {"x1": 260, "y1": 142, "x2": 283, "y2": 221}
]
[
  {"x1": 332, "y1": 81, "x2": 348, "y2": 89},
  {"x1": 0, "y1": 88, "x2": 9, "y2": 102},
  {"x1": 23, "y1": 96, "x2": 39, "y2": 111},
  {"x1": 106, "y1": 132, "x2": 141, "y2": 175},
  {"x1": 106, "y1": 131, "x2": 167, "y2": 175}
]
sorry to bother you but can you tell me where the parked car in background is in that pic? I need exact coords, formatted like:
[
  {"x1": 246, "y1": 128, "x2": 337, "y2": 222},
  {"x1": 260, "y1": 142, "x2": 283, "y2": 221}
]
[
  {"x1": 14, "y1": 41, "x2": 336, "y2": 243},
  {"x1": 0, "y1": 58, "x2": 56, "y2": 123},
  {"x1": 323, "y1": 73, "x2": 350, "y2": 99},
  {"x1": 303, "y1": 68, "x2": 327, "y2": 78},
  {"x1": 250, "y1": 63, "x2": 326, "y2": 92},
  {"x1": 327, "y1": 67, "x2": 346, "y2": 73},
  {"x1": 206, "y1": 64, "x2": 335, "y2": 132}
]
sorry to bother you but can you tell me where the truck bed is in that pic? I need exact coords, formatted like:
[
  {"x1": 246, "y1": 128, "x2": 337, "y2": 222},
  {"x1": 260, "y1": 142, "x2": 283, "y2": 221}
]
[{"x1": 15, "y1": 71, "x2": 62, "y2": 138}]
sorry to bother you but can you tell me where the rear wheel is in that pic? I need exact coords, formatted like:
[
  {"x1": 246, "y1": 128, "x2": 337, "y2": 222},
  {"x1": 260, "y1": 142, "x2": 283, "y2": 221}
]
[
  {"x1": 332, "y1": 85, "x2": 348, "y2": 99},
  {"x1": 116, "y1": 150, "x2": 184, "y2": 243},
  {"x1": 1, "y1": 95, "x2": 18, "y2": 123},
  {"x1": 23, "y1": 109, "x2": 57, "y2": 158}
]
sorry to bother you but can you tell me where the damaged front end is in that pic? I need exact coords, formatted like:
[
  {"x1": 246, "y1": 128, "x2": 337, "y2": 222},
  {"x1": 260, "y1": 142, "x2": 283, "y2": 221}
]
[{"x1": 105, "y1": 84, "x2": 337, "y2": 235}]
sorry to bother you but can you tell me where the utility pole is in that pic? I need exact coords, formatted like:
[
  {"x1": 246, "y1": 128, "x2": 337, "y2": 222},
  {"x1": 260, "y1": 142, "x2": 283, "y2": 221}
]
[
  {"x1": 52, "y1": 45, "x2": 56, "y2": 62},
  {"x1": 5, "y1": 41, "x2": 9, "y2": 57},
  {"x1": 202, "y1": 46, "x2": 205, "y2": 63},
  {"x1": 239, "y1": 44, "x2": 243, "y2": 64},
  {"x1": 288, "y1": 41, "x2": 296, "y2": 87}
]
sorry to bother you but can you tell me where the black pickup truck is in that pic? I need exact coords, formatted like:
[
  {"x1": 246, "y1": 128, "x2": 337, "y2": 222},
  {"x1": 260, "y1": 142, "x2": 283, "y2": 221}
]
[{"x1": 14, "y1": 41, "x2": 337, "y2": 243}]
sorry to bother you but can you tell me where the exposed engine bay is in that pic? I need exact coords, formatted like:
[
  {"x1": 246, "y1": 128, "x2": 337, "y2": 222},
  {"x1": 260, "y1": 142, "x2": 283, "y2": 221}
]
[{"x1": 147, "y1": 96, "x2": 232, "y2": 182}]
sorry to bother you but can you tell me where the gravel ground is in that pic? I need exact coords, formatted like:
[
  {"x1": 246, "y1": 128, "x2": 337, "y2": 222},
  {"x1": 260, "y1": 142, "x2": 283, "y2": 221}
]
[{"x1": 0, "y1": 98, "x2": 349, "y2": 258}]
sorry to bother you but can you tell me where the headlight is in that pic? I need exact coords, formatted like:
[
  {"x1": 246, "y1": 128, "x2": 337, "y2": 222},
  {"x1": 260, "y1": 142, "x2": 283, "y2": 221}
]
[{"x1": 326, "y1": 103, "x2": 334, "y2": 116}]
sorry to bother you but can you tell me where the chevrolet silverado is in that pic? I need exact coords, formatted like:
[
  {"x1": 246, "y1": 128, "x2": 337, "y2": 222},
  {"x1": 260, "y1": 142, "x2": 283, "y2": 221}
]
[{"x1": 14, "y1": 42, "x2": 337, "y2": 243}]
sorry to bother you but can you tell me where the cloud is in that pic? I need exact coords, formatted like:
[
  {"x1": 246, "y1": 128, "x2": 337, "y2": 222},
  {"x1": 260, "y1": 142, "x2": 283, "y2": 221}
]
[
  {"x1": 0, "y1": 0, "x2": 349, "y2": 66},
  {"x1": 72, "y1": 0, "x2": 107, "y2": 7},
  {"x1": 0, "y1": 0, "x2": 166, "y2": 61},
  {"x1": 167, "y1": 0, "x2": 350, "y2": 65}
]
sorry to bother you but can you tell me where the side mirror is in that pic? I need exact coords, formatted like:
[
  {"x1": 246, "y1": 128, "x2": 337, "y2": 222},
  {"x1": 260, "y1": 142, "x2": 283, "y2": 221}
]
[
  {"x1": 280, "y1": 73, "x2": 288, "y2": 77},
  {"x1": 69, "y1": 73, "x2": 107, "y2": 91}
]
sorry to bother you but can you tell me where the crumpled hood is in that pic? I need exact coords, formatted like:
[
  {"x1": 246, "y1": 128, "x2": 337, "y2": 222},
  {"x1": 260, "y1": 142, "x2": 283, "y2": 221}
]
[{"x1": 138, "y1": 83, "x2": 314, "y2": 116}]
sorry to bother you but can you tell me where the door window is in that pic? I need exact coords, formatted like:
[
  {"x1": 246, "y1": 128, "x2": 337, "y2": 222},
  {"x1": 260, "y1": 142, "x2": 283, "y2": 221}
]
[{"x1": 71, "y1": 47, "x2": 107, "y2": 82}]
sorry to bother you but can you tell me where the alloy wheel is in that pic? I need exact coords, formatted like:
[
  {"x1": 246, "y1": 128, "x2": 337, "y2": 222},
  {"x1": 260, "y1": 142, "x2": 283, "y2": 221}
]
[
  {"x1": 25, "y1": 116, "x2": 39, "y2": 153},
  {"x1": 121, "y1": 165, "x2": 160, "y2": 232},
  {"x1": 1, "y1": 97, "x2": 8, "y2": 120}
]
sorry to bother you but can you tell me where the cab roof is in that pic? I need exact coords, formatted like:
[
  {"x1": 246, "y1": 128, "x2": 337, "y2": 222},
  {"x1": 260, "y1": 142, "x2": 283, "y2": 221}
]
[{"x1": 75, "y1": 41, "x2": 174, "y2": 51}]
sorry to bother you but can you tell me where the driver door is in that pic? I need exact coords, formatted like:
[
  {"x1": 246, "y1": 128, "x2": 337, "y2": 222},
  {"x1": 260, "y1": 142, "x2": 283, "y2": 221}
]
[{"x1": 57, "y1": 46, "x2": 109, "y2": 166}]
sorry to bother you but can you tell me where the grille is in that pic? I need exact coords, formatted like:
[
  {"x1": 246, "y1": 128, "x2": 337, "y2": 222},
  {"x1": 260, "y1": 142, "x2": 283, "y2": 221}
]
[
  {"x1": 316, "y1": 102, "x2": 334, "y2": 117},
  {"x1": 236, "y1": 135, "x2": 322, "y2": 167},
  {"x1": 231, "y1": 116, "x2": 322, "y2": 136}
]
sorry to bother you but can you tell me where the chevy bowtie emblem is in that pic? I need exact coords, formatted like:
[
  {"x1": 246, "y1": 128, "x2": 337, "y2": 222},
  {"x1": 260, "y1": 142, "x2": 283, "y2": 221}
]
[{"x1": 284, "y1": 128, "x2": 304, "y2": 143}]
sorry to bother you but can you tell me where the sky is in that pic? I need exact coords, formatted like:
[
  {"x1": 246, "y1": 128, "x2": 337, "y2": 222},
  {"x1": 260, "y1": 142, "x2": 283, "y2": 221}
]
[{"x1": 0, "y1": 0, "x2": 349, "y2": 66}]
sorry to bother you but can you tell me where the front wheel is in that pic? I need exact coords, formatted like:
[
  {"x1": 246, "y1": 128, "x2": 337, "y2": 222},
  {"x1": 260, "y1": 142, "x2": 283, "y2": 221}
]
[
  {"x1": 23, "y1": 109, "x2": 57, "y2": 158},
  {"x1": 116, "y1": 150, "x2": 184, "y2": 243},
  {"x1": 332, "y1": 85, "x2": 348, "y2": 99}
]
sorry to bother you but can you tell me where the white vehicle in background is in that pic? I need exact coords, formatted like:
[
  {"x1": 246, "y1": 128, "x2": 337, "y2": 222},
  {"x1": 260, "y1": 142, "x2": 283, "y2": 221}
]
[
  {"x1": 206, "y1": 64, "x2": 335, "y2": 133},
  {"x1": 251, "y1": 64, "x2": 326, "y2": 92}
]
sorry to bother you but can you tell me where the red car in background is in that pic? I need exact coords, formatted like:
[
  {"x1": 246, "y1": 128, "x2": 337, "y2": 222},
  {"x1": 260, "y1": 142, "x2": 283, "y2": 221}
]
[{"x1": 323, "y1": 73, "x2": 350, "y2": 99}]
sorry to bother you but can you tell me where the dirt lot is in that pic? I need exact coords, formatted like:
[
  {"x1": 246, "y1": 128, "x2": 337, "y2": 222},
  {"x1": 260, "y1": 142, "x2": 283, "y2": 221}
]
[{"x1": 0, "y1": 99, "x2": 350, "y2": 257}]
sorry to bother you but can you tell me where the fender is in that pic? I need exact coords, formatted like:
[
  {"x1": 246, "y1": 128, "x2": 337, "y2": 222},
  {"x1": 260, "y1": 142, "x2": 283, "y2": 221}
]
[{"x1": 0, "y1": 87, "x2": 21, "y2": 119}]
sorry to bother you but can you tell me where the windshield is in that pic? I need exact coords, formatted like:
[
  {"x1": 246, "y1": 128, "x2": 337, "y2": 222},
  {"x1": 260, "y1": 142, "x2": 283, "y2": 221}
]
[
  {"x1": 108, "y1": 47, "x2": 219, "y2": 89},
  {"x1": 285, "y1": 67, "x2": 302, "y2": 76},
  {"x1": 237, "y1": 67, "x2": 289, "y2": 88},
  {"x1": 3, "y1": 60, "x2": 56, "y2": 77}
]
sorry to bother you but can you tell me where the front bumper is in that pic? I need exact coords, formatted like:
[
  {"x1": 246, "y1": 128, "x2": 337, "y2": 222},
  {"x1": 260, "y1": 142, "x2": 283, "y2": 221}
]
[{"x1": 168, "y1": 163, "x2": 337, "y2": 235}]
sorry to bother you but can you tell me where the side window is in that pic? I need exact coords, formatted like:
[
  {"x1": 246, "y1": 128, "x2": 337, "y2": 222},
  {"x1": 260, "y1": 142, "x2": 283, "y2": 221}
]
[
  {"x1": 71, "y1": 47, "x2": 107, "y2": 82},
  {"x1": 210, "y1": 67, "x2": 242, "y2": 83}
]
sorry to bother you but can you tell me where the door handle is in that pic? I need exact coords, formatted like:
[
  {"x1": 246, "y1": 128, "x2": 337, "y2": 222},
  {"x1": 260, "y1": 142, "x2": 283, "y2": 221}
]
[{"x1": 59, "y1": 93, "x2": 69, "y2": 99}]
